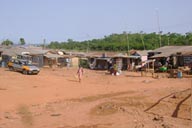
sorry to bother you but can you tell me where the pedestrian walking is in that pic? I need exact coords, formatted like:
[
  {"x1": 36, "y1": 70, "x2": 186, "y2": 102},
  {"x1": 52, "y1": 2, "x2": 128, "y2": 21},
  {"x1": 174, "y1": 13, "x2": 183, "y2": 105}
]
[{"x1": 77, "y1": 65, "x2": 84, "y2": 82}]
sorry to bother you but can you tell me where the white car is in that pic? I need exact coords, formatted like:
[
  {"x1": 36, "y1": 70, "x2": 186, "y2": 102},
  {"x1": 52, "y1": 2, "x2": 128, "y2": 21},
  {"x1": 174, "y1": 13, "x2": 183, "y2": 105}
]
[{"x1": 7, "y1": 59, "x2": 40, "y2": 75}]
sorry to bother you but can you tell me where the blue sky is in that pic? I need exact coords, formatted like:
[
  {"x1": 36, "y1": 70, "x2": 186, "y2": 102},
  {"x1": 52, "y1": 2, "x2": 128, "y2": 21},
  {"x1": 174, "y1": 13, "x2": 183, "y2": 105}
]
[{"x1": 0, "y1": 0, "x2": 192, "y2": 44}]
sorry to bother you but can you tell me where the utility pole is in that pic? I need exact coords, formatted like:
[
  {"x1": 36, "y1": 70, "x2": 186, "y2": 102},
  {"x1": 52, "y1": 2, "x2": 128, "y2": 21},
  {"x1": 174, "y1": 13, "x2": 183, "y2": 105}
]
[
  {"x1": 86, "y1": 34, "x2": 90, "y2": 53},
  {"x1": 156, "y1": 9, "x2": 161, "y2": 47},
  {"x1": 167, "y1": 32, "x2": 170, "y2": 46},
  {"x1": 190, "y1": 80, "x2": 192, "y2": 122},
  {"x1": 87, "y1": 40, "x2": 89, "y2": 53},
  {"x1": 43, "y1": 39, "x2": 46, "y2": 50},
  {"x1": 125, "y1": 31, "x2": 130, "y2": 55},
  {"x1": 140, "y1": 31, "x2": 145, "y2": 50},
  {"x1": 127, "y1": 32, "x2": 129, "y2": 55},
  {"x1": 159, "y1": 31, "x2": 162, "y2": 47}
]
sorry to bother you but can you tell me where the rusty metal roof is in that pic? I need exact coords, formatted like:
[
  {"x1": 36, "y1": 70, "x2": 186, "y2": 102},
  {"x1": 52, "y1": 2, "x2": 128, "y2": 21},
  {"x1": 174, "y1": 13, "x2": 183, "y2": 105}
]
[{"x1": 150, "y1": 46, "x2": 192, "y2": 58}]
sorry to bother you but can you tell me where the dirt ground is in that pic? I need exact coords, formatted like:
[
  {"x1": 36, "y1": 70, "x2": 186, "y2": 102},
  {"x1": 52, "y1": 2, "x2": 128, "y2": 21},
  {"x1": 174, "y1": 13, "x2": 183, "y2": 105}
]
[{"x1": 0, "y1": 67, "x2": 191, "y2": 128}]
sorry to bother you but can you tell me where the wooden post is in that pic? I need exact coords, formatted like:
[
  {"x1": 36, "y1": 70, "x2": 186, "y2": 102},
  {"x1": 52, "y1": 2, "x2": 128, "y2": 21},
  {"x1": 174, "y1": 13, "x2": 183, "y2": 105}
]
[
  {"x1": 191, "y1": 80, "x2": 192, "y2": 121},
  {"x1": 152, "y1": 60, "x2": 155, "y2": 77}
]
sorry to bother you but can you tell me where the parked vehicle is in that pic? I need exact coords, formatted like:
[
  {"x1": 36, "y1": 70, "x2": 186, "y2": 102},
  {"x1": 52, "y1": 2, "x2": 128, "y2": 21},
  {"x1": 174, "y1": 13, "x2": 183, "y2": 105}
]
[{"x1": 7, "y1": 59, "x2": 40, "y2": 75}]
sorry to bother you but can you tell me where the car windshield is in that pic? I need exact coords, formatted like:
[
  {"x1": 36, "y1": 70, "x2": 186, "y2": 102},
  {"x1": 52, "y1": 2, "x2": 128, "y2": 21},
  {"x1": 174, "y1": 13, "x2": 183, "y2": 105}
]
[
  {"x1": 21, "y1": 61, "x2": 33, "y2": 66},
  {"x1": 25, "y1": 63, "x2": 34, "y2": 66}
]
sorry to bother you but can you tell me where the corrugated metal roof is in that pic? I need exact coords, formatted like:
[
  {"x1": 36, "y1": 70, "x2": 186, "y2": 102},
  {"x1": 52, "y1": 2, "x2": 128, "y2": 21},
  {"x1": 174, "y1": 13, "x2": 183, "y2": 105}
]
[
  {"x1": 28, "y1": 49, "x2": 49, "y2": 55},
  {"x1": 129, "y1": 50, "x2": 150, "y2": 56},
  {"x1": 44, "y1": 53, "x2": 63, "y2": 58},
  {"x1": 1, "y1": 47, "x2": 24, "y2": 56},
  {"x1": 150, "y1": 53, "x2": 168, "y2": 58},
  {"x1": 85, "y1": 51, "x2": 118, "y2": 58},
  {"x1": 0, "y1": 46, "x2": 50, "y2": 56},
  {"x1": 183, "y1": 51, "x2": 192, "y2": 55},
  {"x1": 150, "y1": 46, "x2": 192, "y2": 58},
  {"x1": 113, "y1": 53, "x2": 128, "y2": 58},
  {"x1": 95, "y1": 57, "x2": 111, "y2": 61},
  {"x1": 136, "y1": 50, "x2": 150, "y2": 56},
  {"x1": 127, "y1": 56, "x2": 141, "y2": 59}
]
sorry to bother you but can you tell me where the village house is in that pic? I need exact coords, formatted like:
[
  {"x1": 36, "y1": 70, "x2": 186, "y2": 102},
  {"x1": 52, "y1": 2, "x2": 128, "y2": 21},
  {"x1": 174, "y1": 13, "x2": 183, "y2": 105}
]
[
  {"x1": 149, "y1": 46, "x2": 192, "y2": 68},
  {"x1": 83, "y1": 51, "x2": 150, "y2": 71},
  {"x1": 0, "y1": 46, "x2": 62, "y2": 68},
  {"x1": 148, "y1": 46, "x2": 192, "y2": 74},
  {"x1": 85, "y1": 52, "x2": 114, "y2": 70}
]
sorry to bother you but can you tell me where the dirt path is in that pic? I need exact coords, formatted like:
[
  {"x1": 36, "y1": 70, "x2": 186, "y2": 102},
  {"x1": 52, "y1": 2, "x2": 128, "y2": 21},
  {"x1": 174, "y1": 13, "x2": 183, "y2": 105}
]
[{"x1": 0, "y1": 68, "x2": 191, "y2": 128}]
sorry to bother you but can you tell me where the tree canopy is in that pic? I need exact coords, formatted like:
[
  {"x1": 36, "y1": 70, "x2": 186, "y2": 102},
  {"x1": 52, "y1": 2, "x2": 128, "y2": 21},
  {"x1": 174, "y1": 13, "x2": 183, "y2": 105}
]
[
  {"x1": 1, "y1": 39, "x2": 13, "y2": 46},
  {"x1": 19, "y1": 38, "x2": 26, "y2": 45},
  {"x1": 47, "y1": 32, "x2": 192, "y2": 51}
]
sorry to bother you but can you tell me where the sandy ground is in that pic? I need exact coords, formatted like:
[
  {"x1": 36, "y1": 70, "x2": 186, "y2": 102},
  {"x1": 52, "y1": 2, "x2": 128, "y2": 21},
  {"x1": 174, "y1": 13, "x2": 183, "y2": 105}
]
[{"x1": 0, "y1": 67, "x2": 191, "y2": 128}]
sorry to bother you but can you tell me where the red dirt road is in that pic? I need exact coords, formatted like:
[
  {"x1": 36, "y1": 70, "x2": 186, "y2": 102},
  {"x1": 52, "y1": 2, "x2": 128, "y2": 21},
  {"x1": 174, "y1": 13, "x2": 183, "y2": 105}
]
[{"x1": 0, "y1": 67, "x2": 191, "y2": 128}]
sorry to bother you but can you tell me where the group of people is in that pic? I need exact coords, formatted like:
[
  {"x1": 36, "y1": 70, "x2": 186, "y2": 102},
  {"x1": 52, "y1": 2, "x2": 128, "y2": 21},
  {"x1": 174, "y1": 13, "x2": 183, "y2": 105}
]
[
  {"x1": 76, "y1": 61, "x2": 121, "y2": 82},
  {"x1": 108, "y1": 61, "x2": 119, "y2": 76}
]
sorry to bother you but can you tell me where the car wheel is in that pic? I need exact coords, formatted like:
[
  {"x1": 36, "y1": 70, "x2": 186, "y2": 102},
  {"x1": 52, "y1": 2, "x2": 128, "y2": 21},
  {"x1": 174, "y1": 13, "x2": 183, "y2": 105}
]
[
  {"x1": 9, "y1": 66, "x2": 14, "y2": 71},
  {"x1": 23, "y1": 70, "x2": 28, "y2": 75}
]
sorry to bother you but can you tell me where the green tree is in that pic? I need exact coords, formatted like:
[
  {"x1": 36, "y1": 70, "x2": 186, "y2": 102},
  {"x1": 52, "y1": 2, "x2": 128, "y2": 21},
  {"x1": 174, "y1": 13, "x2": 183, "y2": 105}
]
[
  {"x1": 47, "y1": 32, "x2": 191, "y2": 51},
  {"x1": 185, "y1": 32, "x2": 192, "y2": 45},
  {"x1": 19, "y1": 38, "x2": 25, "y2": 45},
  {"x1": 1, "y1": 39, "x2": 13, "y2": 46},
  {"x1": 67, "y1": 39, "x2": 74, "y2": 43},
  {"x1": 49, "y1": 41, "x2": 61, "y2": 49}
]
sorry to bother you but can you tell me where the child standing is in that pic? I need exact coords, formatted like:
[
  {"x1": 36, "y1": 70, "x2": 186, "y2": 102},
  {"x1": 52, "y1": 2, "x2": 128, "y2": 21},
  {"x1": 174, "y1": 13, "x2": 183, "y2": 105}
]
[{"x1": 77, "y1": 65, "x2": 84, "y2": 82}]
